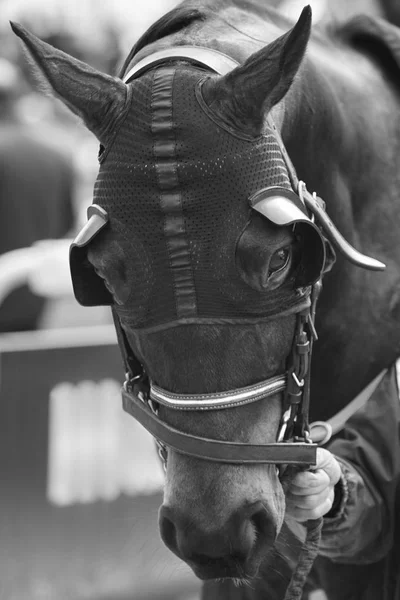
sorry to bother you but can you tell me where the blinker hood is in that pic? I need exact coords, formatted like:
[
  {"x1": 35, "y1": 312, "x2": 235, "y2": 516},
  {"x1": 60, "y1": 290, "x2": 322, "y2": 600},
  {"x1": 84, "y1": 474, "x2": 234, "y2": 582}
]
[
  {"x1": 69, "y1": 186, "x2": 327, "y2": 309},
  {"x1": 250, "y1": 186, "x2": 327, "y2": 287},
  {"x1": 69, "y1": 204, "x2": 113, "y2": 306},
  {"x1": 68, "y1": 47, "x2": 384, "y2": 315}
]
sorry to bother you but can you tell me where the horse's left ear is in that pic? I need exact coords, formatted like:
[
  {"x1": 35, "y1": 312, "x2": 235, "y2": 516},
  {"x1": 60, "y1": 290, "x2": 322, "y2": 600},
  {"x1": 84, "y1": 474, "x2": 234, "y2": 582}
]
[
  {"x1": 202, "y1": 6, "x2": 312, "y2": 135},
  {"x1": 10, "y1": 21, "x2": 128, "y2": 143}
]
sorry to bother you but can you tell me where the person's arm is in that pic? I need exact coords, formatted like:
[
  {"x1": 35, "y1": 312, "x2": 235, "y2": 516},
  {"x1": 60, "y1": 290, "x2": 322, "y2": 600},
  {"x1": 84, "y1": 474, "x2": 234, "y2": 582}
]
[{"x1": 286, "y1": 364, "x2": 400, "y2": 564}]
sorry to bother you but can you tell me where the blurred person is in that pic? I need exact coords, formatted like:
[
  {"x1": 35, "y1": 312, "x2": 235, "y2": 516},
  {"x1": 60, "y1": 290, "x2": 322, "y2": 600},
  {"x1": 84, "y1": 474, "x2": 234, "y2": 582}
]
[{"x1": 0, "y1": 58, "x2": 74, "y2": 332}]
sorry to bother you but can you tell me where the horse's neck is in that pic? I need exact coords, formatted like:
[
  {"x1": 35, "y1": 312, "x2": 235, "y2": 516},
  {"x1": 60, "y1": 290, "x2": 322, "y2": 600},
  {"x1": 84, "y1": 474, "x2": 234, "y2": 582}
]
[{"x1": 282, "y1": 46, "x2": 400, "y2": 419}]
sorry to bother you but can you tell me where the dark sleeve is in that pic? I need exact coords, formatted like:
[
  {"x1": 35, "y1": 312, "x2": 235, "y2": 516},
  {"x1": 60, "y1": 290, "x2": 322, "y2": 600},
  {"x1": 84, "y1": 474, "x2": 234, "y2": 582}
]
[{"x1": 318, "y1": 363, "x2": 400, "y2": 564}]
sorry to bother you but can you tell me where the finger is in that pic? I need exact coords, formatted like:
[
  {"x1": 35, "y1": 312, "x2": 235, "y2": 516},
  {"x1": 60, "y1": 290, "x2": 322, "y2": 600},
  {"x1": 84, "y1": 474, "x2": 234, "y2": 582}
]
[
  {"x1": 290, "y1": 468, "x2": 330, "y2": 492},
  {"x1": 286, "y1": 490, "x2": 335, "y2": 522},
  {"x1": 286, "y1": 485, "x2": 333, "y2": 511}
]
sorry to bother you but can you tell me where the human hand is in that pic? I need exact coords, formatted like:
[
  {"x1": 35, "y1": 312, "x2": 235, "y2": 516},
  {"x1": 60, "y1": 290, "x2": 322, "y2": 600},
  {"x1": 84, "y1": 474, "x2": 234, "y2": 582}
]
[{"x1": 285, "y1": 448, "x2": 342, "y2": 522}]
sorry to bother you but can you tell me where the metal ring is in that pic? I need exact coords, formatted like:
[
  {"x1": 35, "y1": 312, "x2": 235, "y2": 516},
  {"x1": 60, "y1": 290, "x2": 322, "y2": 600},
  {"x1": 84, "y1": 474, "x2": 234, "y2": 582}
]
[{"x1": 309, "y1": 421, "x2": 332, "y2": 446}]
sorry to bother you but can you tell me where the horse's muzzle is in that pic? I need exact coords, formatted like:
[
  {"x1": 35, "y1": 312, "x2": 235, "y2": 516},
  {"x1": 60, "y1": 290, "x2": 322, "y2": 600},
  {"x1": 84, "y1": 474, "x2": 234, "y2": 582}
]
[{"x1": 158, "y1": 501, "x2": 278, "y2": 579}]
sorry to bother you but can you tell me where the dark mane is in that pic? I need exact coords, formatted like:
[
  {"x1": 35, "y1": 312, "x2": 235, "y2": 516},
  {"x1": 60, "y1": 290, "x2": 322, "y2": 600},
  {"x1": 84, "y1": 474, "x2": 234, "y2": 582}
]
[{"x1": 119, "y1": 4, "x2": 206, "y2": 76}]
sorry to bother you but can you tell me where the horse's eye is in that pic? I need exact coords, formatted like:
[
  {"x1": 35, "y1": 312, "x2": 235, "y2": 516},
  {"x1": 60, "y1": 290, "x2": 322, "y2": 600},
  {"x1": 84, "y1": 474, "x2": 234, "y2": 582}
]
[{"x1": 269, "y1": 248, "x2": 290, "y2": 276}]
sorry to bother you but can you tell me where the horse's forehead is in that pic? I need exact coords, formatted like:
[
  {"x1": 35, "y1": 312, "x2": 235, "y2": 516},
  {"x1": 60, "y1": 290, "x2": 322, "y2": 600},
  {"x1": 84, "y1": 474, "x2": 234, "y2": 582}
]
[{"x1": 96, "y1": 66, "x2": 291, "y2": 205}]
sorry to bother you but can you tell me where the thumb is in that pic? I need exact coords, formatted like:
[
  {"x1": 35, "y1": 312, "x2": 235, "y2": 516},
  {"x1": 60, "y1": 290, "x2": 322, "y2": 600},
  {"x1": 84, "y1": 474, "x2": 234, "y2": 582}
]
[{"x1": 312, "y1": 447, "x2": 341, "y2": 485}]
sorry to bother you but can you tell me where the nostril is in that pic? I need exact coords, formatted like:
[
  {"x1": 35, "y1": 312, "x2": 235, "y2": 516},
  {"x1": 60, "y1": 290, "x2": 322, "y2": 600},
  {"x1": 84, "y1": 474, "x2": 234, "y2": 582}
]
[
  {"x1": 159, "y1": 511, "x2": 178, "y2": 554},
  {"x1": 250, "y1": 506, "x2": 277, "y2": 544},
  {"x1": 237, "y1": 517, "x2": 257, "y2": 556}
]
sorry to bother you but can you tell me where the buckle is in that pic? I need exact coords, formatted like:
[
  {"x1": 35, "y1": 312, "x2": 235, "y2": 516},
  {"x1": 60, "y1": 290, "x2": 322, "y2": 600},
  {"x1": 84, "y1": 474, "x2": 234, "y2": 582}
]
[
  {"x1": 291, "y1": 372, "x2": 304, "y2": 388},
  {"x1": 124, "y1": 373, "x2": 150, "y2": 405}
]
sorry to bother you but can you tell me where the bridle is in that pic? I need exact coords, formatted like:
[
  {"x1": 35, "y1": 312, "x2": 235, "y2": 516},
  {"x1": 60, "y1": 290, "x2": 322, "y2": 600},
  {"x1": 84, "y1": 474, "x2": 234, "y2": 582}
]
[
  {"x1": 66, "y1": 44, "x2": 387, "y2": 600},
  {"x1": 115, "y1": 283, "x2": 318, "y2": 468},
  {"x1": 104, "y1": 46, "x2": 385, "y2": 471}
]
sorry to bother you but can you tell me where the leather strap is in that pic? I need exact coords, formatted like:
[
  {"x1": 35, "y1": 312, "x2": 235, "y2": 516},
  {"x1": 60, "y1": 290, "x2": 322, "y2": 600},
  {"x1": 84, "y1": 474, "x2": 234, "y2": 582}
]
[
  {"x1": 123, "y1": 46, "x2": 239, "y2": 83},
  {"x1": 122, "y1": 386, "x2": 317, "y2": 465}
]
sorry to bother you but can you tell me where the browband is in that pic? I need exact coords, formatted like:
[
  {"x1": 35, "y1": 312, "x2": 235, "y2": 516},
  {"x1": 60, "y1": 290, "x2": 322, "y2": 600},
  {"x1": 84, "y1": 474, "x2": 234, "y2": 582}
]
[{"x1": 150, "y1": 374, "x2": 286, "y2": 411}]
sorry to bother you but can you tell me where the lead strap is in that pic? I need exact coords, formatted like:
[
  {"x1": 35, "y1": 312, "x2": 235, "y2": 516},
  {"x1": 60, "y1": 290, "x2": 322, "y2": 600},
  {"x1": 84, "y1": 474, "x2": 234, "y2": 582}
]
[{"x1": 284, "y1": 518, "x2": 323, "y2": 600}]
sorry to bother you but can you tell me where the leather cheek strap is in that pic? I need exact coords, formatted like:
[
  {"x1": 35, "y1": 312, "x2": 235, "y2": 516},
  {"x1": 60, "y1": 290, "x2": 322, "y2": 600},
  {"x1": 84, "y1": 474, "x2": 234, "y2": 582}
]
[{"x1": 122, "y1": 388, "x2": 317, "y2": 466}]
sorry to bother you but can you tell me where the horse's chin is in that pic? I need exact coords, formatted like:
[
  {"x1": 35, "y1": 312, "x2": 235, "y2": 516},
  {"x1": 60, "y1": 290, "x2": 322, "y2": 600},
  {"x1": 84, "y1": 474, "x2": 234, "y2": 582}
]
[
  {"x1": 194, "y1": 570, "x2": 258, "y2": 584},
  {"x1": 231, "y1": 577, "x2": 255, "y2": 588},
  {"x1": 190, "y1": 558, "x2": 262, "y2": 582}
]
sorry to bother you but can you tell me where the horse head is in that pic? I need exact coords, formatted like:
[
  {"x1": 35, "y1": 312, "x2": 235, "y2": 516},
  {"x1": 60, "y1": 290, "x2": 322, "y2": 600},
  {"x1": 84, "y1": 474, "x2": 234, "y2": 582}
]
[{"x1": 10, "y1": 6, "x2": 383, "y2": 582}]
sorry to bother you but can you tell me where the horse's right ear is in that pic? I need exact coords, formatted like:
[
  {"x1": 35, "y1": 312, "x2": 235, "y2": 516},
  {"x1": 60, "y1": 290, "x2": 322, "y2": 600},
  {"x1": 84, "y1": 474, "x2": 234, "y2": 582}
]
[
  {"x1": 10, "y1": 22, "x2": 129, "y2": 143},
  {"x1": 201, "y1": 6, "x2": 312, "y2": 135}
]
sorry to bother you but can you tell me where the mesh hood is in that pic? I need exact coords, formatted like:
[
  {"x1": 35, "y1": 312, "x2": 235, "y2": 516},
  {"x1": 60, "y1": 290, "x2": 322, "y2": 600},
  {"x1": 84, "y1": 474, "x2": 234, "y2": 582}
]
[{"x1": 91, "y1": 64, "x2": 310, "y2": 329}]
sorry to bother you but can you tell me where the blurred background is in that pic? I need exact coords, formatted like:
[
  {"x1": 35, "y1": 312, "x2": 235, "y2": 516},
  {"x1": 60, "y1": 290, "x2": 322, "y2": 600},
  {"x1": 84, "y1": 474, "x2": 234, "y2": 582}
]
[{"x1": 0, "y1": 0, "x2": 391, "y2": 599}]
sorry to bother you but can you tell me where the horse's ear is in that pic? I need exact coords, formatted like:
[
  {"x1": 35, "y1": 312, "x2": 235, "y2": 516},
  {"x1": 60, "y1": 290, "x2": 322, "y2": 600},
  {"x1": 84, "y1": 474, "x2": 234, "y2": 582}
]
[
  {"x1": 202, "y1": 6, "x2": 312, "y2": 135},
  {"x1": 10, "y1": 21, "x2": 128, "y2": 142}
]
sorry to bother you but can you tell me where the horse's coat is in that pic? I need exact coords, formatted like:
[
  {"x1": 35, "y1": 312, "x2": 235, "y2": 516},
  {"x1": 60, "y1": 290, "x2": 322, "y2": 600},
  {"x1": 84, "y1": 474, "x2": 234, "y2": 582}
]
[{"x1": 11, "y1": 2, "x2": 400, "y2": 597}]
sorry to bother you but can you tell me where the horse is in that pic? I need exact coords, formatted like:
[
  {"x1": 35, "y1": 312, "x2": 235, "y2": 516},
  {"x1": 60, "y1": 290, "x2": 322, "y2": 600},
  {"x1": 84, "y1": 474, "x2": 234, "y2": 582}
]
[{"x1": 11, "y1": 2, "x2": 400, "y2": 598}]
